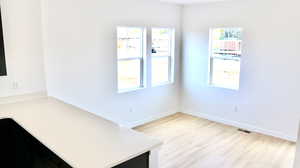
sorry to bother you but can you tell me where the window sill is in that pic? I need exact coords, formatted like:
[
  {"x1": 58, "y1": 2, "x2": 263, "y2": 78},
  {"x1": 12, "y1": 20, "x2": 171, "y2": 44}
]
[
  {"x1": 118, "y1": 87, "x2": 146, "y2": 94},
  {"x1": 152, "y1": 81, "x2": 174, "y2": 88},
  {"x1": 208, "y1": 84, "x2": 239, "y2": 91}
]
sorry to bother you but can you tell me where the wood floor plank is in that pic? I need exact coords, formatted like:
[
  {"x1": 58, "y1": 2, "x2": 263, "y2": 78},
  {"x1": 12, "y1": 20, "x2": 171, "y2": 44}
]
[{"x1": 134, "y1": 113, "x2": 296, "y2": 168}]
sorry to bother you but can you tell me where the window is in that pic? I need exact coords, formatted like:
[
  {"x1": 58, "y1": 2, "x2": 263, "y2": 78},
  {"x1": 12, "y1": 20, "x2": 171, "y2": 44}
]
[
  {"x1": 151, "y1": 28, "x2": 174, "y2": 86},
  {"x1": 209, "y1": 28, "x2": 242, "y2": 90},
  {"x1": 117, "y1": 27, "x2": 146, "y2": 92}
]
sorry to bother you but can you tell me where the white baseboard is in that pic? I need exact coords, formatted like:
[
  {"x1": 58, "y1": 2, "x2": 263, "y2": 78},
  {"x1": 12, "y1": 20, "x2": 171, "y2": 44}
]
[
  {"x1": 0, "y1": 91, "x2": 47, "y2": 105},
  {"x1": 123, "y1": 111, "x2": 178, "y2": 129},
  {"x1": 184, "y1": 111, "x2": 296, "y2": 142}
]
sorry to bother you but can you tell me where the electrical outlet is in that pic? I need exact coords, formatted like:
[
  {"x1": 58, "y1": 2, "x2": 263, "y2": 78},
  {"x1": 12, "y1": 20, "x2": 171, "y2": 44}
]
[
  {"x1": 129, "y1": 107, "x2": 133, "y2": 113},
  {"x1": 12, "y1": 82, "x2": 19, "y2": 90},
  {"x1": 234, "y1": 106, "x2": 238, "y2": 112}
]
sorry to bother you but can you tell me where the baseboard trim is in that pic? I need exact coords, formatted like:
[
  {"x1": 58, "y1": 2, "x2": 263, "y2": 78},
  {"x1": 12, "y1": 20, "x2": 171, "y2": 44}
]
[
  {"x1": 122, "y1": 111, "x2": 178, "y2": 129},
  {"x1": 0, "y1": 91, "x2": 47, "y2": 105},
  {"x1": 184, "y1": 111, "x2": 296, "y2": 142}
]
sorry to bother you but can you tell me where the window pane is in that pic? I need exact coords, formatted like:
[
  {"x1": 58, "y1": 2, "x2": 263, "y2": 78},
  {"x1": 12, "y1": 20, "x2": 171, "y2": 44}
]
[
  {"x1": 211, "y1": 28, "x2": 242, "y2": 58},
  {"x1": 117, "y1": 27, "x2": 143, "y2": 59},
  {"x1": 118, "y1": 59, "x2": 141, "y2": 90},
  {"x1": 152, "y1": 57, "x2": 169, "y2": 85},
  {"x1": 210, "y1": 28, "x2": 242, "y2": 90},
  {"x1": 152, "y1": 28, "x2": 172, "y2": 57},
  {"x1": 211, "y1": 58, "x2": 240, "y2": 90}
]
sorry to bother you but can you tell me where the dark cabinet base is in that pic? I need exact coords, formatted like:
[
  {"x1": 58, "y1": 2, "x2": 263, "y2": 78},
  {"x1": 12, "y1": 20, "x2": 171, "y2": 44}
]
[{"x1": 113, "y1": 152, "x2": 150, "y2": 168}]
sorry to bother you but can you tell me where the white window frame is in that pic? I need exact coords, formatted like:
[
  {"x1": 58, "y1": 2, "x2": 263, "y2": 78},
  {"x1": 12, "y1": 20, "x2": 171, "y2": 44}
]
[
  {"x1": 151, "y1": 28, "x2": 175, "y2": 87},
  {"x1": 208, "y1": 27, "x2": 242, "y2": 90},
  {"x1": 117, "y1": 27, "x2": 147, "y2": 93}
]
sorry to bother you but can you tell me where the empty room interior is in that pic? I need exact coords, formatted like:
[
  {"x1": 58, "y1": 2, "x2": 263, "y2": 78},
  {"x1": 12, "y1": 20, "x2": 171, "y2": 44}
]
[{"x1": 1, "y1": 0, "x2": 300, "y2": 167}]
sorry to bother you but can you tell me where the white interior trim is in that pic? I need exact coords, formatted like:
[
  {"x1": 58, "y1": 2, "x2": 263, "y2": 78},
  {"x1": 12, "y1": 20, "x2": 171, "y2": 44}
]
[
  {"x1": 121, "y1": 110, "x2": 178, "y2": 128},
  {"x1": 184, "y1": 110, "x2": 296, "y2": 142},
  {"x1": 0, "y1": 91, "x2": 47, "y2": 105}
]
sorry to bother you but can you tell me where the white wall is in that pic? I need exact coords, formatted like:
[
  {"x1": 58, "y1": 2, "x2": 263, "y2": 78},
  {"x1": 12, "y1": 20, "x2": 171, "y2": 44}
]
[
  {"x1": 3, "y1": 0, "x2": 297, "y2": 142},
  {"x1": 0, "y1": 0, "x2": 46, "y2": 98},
  {"x1": 182, "y1": 0, "x2": 300, "y2": 141},
  {"x1": 42, "y1": 0, "x2": 182, "y2": 127}
]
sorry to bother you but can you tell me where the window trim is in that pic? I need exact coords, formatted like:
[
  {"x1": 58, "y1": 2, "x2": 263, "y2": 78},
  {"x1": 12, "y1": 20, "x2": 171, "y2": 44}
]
[
  {"x1": 117, "y1": 27, "x2": 147, "y2": 93},
  {"x1": 208, "y1": 27, "x2": 242, "y2": 90},
  {"x1": 151, "y1": 28, "x2": 175, "y2": 87}
]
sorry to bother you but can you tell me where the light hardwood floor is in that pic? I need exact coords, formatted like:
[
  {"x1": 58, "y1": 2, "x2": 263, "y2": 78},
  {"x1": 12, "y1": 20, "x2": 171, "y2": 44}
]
[{"x1": 134, "y1": 113, "x2": 296, "y2": 168}]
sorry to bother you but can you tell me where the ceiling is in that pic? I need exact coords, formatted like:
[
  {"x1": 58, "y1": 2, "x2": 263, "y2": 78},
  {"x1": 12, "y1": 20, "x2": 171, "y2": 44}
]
[{"x1": 160, "y1": 0, "x2": 227, "y2": 4}]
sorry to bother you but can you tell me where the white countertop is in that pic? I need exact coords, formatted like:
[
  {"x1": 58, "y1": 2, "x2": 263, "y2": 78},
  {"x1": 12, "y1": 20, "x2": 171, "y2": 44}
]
[{"x1": 0, "y1": 97, "x2": 162, "y2": 168}]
